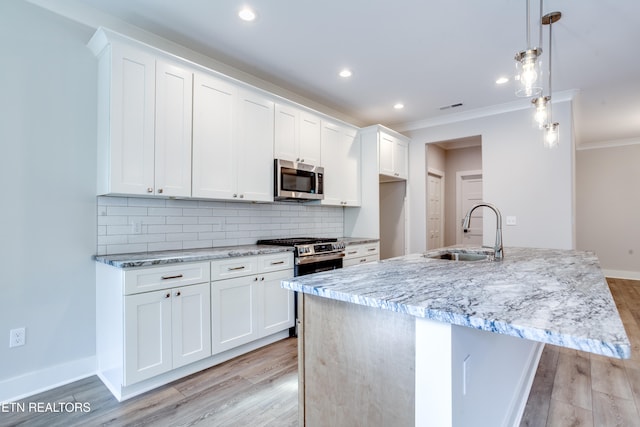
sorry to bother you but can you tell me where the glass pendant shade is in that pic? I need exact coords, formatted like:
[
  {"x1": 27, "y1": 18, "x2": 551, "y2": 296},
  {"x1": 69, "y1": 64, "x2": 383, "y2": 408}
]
[
  {"x1": 515, "y1": 48, "x2": 543, "y2": 97},
  {"x1": 532, "y1": 96, "x2": 549, "y2": 129},
  {"x1": 543, "y1": 122, "x2": 559, "y2": 148}
]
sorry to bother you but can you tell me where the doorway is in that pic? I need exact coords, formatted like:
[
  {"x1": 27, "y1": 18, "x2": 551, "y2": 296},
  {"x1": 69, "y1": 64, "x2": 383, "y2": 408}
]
[
  {"x1": 425, "y1": 136, "x2": 483, "y2": 248},
  {"x1": 456, "y1": 171, "x2": 483, "y2": 245}
]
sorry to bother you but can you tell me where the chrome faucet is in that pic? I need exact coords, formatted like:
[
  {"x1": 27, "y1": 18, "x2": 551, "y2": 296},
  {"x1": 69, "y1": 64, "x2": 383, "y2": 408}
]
[{"x1": 462, "y1": 202, "x2": 504, "y2": 261}]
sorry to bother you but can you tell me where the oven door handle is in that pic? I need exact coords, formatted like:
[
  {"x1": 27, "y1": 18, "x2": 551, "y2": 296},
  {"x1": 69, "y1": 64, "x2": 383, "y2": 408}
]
[{"x1": 295, "y1": 252, "x2": 345, "y2": 265}]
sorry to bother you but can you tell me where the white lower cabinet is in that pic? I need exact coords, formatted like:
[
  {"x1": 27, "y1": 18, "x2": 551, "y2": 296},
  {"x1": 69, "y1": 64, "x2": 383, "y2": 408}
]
[
  {"x1": 343, "y1": 242, "x2": 380, "y2": 267},
  {"x1": 96, "y1": 252, "x2": 293, "y2": 401},
  {"x1": 124, "y1": 282, "x2": 211, "y2": 385},
  {"x1": 211, "y1": 254, "x2": 294, "y2": 354}
]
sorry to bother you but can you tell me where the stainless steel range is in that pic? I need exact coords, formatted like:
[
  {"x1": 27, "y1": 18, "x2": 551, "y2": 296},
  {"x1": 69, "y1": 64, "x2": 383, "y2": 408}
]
[{"x1": 257, "y1": 237, "x2": 345, "y2": 276}]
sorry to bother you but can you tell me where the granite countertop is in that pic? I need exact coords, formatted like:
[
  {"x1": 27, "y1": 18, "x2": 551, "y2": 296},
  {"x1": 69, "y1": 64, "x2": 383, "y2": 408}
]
[
  {"x1": 95, "y1": 245, "x2": 293, "y2": 268},
  {"x1": 282, "y1": 246, "x2": 631, "y2": 359}
]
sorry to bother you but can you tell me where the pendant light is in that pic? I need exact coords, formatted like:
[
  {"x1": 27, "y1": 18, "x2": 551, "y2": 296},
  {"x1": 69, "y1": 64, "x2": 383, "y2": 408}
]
[
  {"x1": 540, "y1": 11, "x2": 561, "y2": 148},
  {"x1": 515, "y1": 0, "x2": 544, "y2": 98}
]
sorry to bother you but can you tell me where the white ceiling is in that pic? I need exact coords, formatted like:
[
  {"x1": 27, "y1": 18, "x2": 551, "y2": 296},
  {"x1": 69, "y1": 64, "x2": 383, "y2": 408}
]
[{"x1": 44, "y1": 0, "x2": 640, "y2": 146}]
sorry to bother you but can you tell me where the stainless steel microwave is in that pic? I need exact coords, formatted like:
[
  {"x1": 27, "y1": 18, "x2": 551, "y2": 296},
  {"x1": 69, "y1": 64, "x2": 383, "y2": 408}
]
[{"x1": 274, "y1": 159, "x2": 324, "y2": 201}]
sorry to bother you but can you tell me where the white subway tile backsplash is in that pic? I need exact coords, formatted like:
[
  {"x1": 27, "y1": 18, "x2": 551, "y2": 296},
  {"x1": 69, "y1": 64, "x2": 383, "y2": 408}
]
[{"x1": 97, "y1": 196, "x2": 344, "y2": 255}]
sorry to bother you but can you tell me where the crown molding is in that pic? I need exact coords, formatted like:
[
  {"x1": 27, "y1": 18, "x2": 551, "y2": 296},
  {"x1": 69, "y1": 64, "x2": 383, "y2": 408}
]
[
  {"x1": 576, "y1": 137, "x2": 640, "y2": 151},
  {"x1": 395, "y1": 89, "x2": 580, "y2": 133}
]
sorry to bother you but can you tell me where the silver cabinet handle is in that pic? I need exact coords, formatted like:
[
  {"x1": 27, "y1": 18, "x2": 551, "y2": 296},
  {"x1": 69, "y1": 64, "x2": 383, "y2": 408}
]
[
  {"x1": 367, "y1": 248, "x2": 377, "y2": 252},
  {"x1": 228, "y1": 266, "x2": 246, "y2": 271},
  {"x1": 347, "y1": 251, "x2": 358, "y2": 255},
  {"x1": 360, "y1": 259, "x2": 367, "y2": 263},
  {"x1": 270, "y1": 260, "x2": 285, "y2": 265},
  {"x1": 254, "y1": 277, "x2": 258, "y2": 281},
  {"x1": 147, "y1": 187, "x2": 153, "y2": 193},
  {"x1": 165, "y1": 293, "x2": 171, "y2": 298},
  {"x1": 260, "y1": 277, "x2": 265, "y2": 281},
  {"x1": 300, "y1": 158, "x2": 304, "y2": 163},
  {"x1": 233, "y1": 194, "x2": 238, "y2": 198},
  {"x1": 161, "y1": 274, "x2": 183, "y2": 280},
  {"x1": 157, "y1": 188, "x2": 163, "y2": 194},
  {"x1": 175, "y1": 291, "x2": 181, "y2": 297},
  {"x1": 239, "y1": 194, "x2": 244, "y2": 198}
]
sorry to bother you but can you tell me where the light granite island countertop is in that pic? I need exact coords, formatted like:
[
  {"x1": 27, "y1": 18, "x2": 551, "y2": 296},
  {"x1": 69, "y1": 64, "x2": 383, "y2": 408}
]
[{"x1": 283, "y1": 247, "x2": 630, "y2": 427}]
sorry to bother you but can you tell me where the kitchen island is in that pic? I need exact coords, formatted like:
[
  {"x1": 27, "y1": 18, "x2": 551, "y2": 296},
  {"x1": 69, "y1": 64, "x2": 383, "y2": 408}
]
[{"x1": 281, "y1": 247, "x2": 630, "y2": 427}]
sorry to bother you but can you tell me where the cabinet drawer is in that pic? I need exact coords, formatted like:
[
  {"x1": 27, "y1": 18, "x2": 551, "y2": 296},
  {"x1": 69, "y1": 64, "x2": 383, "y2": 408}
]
[
  {"x1": 124, "y1": 262, "x2": 210, "y2": 295},
  {"x1": 258, "y1": 252, "x2": 293, "y2": 273},
  {"x1": 211, "y1": 257, "x2": 258, "y2": 280},
  {"x1": 344, "y1": 243, "x2": 380, "y2": 259},
  {"x1": 343, "y1": 255, "x2": 379, "y2": 268}
]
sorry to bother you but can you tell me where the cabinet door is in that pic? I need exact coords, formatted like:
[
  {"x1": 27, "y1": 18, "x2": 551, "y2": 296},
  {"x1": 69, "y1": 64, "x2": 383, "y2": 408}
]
[
  {"x1": 124, "y1": 290, "x2": 172, "y2": 385},
  {"x1": 321, "y1": 122, "x2": 361, "y2": 206},
  {"x1": 155, "y1": 60, "x2": 193, "y2": 197},
  {"x1": 341, "y1": 128, "x2": 361, "y2": 206},
  {"x1": 211, "y1": 276, "x2": 259, "y2": 354},
  {"x1": 260, "y1": 269, "x2": 295, "y2": 337},
  {"x1": 299, "y1": 111, "x2": 321, "y2": 165},
  {"x1": 319, "y1": 121, "x2": 343, "y2": 206},
  {"x1": 274, "y1": 103, "x2": 298, "y2": 162},
  {"x1": 379, "y1": 132, "x2": 396, "y2": 178},
  {"x1": 192, "y1": 72, "x2": 237, "y2": 199},
  {"x1": 236, "y1": 89, "x2": 274, "y2": 202},
  {"x1": 108, "y1": 43, "x2": 156, "y2": 195},
  {"x1": 172, "y1": 283, "x2": 211, "y2": 368},
  {"x1": 394, "y1": 139, "x2": 409, "y2": 180}
]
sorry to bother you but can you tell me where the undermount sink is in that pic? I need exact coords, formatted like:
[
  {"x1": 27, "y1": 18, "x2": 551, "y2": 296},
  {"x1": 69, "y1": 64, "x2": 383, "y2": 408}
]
[{"x1": 424, "y1": 249, "x2": 494, "y2": 262}]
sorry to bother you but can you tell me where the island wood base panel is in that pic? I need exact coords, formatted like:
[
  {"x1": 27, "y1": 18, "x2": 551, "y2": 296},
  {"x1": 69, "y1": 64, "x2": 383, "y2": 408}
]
[{"x1": 299, "y1": 294, "x2": 543, "y2": 427}]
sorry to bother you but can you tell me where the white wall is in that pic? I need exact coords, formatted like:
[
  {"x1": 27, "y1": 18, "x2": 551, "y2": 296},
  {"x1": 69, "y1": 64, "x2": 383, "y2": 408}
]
[
  {"x1": 406, "y1": 101, "x2": 575, "y2": 253},
  {"x1": 0, "y1": 1, "x2": 97, "y2": 400},
  {"x1": 576, "y1": 142, "x2": 640, "y2": 278}
]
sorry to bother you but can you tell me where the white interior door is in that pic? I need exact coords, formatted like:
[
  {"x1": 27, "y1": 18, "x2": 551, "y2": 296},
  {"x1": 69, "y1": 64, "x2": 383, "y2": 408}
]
[
  {"x1": 457, "y1": 171, "x2": 483, "y2": 245},
  {"x1": 427, "y1": 171, "x2": 444, "y2": 249}
]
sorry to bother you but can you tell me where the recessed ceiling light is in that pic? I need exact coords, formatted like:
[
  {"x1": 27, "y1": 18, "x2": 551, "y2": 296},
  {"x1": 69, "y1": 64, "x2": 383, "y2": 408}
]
[
  {"x1": 339, "y1": 69, "x2": 352, "y2": 78},
  {"x1": 394, "y1": 103, "x2": 405, "y2": 110},
  {"x1": 238, "y1": 7, "x2": 256, "y2": 21},
  {"x1": 496, "y1": 76, "x2": 509, "y2": 85}
]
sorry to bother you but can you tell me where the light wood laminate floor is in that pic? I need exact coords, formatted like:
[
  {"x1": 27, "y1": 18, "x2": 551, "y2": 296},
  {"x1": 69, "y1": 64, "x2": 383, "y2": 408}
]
[
  {"x1": 2, "y1": 279, "x2": 639, "y2": 426},
  {"x1": 1, "y1": 338, "x2": 298, "y2": 427},
  {"x1": 520, "y1": 278, "x2": 640, "y2": 427}
]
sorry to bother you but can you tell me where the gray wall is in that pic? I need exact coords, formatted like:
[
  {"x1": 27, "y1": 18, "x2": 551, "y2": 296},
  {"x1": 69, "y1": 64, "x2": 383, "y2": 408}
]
[
  {"x1": 0, "y1": 1, "x2": 97, "y2": 399},
  {"x1": 576, "y1": 143, "x2": 640, "y2": 278}
]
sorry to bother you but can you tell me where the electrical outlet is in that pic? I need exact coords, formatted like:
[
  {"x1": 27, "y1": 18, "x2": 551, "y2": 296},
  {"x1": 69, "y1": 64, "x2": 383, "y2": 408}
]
[
  {"x1": 131, "y1": 219, "x2": 142, "y2": 234},
  {"x1": 9, "y1": 328, "x2": 25, "y2": 348}
]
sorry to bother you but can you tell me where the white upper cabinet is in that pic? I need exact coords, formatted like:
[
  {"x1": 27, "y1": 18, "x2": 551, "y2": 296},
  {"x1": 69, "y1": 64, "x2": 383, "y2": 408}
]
[
  {"x1": 97, "y1": 41, "x2": 156, "y2": 195},
  {"x1": 236, "y1": 89, "x2": 275, "y2": 202},
  {"x1": 379, "y1": 131, "x2": 409, "y2": 180},
  {"x1": 192, "y1": 75, "x2": 274, "y2": 202},
  {"x1": 320, "y1": 121, "x2": 361, "y2": 206},
  {"x1": 274, "y1": 104, "x2": 321, "y2": 165},
  {"x1": 192, "y1": 72, "x2": 237, "y2": 199},
  {"x1": 154, "y1": 60, "x2": 193, "y2": 197},
  {"x1": 90, "y1": 30, "x2": 193, "y2": 197}
]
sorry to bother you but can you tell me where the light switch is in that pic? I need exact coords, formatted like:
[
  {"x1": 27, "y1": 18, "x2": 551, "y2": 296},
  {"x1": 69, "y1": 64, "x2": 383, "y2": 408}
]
[{"x1": 506, "y1": 216, "x2": 517, "y2": 226}]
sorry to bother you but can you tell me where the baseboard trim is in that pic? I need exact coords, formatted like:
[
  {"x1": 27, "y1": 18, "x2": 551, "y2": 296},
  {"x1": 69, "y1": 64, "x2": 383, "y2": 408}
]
[
  {"x1": 0, "y1": 356, "x2": 96, "y2": 403},
  {"x1": 603, "y1": 270, "x2": 640, "y2": 281}
]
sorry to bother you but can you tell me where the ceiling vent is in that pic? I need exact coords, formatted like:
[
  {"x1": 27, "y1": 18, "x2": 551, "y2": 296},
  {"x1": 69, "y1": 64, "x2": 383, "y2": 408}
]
[{"x1": 439, "y1": 103, "x2": 463, "y2": 111}]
